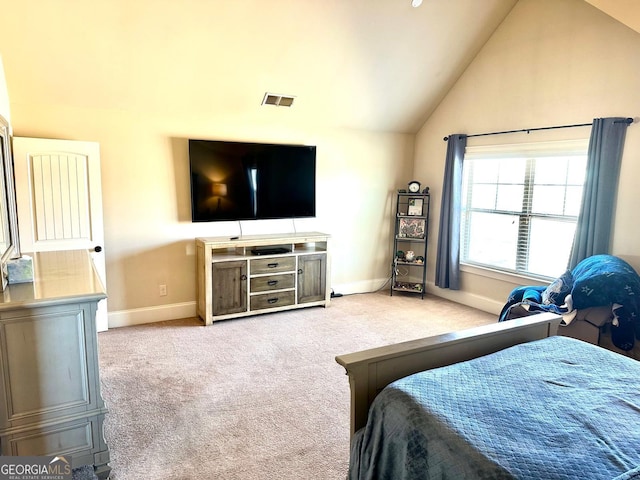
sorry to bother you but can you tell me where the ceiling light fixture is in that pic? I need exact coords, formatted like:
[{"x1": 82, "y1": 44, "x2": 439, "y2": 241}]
[{"x1": 411, "y1": 0, "x2": 423, "y2": 7}]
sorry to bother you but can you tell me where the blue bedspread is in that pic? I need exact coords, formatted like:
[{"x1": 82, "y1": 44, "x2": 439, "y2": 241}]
[{"x1": 350, "y1": 336, "x2": 640, "y2": 480}]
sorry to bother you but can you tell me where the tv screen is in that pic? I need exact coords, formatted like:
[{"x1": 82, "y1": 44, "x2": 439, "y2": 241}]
[{"x1": 189, "y1": 139, "x2": 316, "y2": 222}]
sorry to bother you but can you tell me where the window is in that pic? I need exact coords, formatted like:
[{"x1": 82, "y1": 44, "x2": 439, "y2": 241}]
[{"x1": 460, "y1": 140, "x2": 589, "y2": 279}]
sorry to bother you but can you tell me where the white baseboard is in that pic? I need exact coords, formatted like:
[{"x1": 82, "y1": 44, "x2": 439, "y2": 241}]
[
  {"x1": 424, "y1": 282, "x2": 503, "y2": 315},
  {"x1": 106, "y1": 284, "x2": 502, "y2": 329},
  {"x1": 108, "y1": 302, "x2": 196, "y2": 329},
  {"x1": 333, "y1": 279, "x2": 503, "y2": 315}
]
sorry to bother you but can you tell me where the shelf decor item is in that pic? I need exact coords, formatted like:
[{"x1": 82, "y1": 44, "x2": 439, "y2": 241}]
[
  {"x1": 398, "y1": 218, "x2": 425, "y2": 239},
  {"x1": 407, "y1": 197, "x2": 423, "y2": 216}
]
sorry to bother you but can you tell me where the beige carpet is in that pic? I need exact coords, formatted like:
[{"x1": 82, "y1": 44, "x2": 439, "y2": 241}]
[{"x1": 97, "y1": 291, "x2": 496, "y2": 479}]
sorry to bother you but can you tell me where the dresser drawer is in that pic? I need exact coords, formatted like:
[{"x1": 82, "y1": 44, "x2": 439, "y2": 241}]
[
  {"x1": 250, "y1": 256, "x2": 296, "y2": 275},
  {"x1": 250, "y1": 273, "x2": 295, "y2": 293},
  {"x1": 1, "y1": 415, "x2": 99, "y2": 458},
  {"x1": 250, "y1": 291, "x2": 295, "y2": 311}
]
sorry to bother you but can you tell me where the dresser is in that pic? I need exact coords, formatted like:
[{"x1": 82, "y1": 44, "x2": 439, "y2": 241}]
[{"x1": 0, "y1": 250, "x2": 110, "y2": 479}]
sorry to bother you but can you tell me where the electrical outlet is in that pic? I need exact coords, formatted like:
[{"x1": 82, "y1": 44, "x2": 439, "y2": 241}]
[{"x1": 159, "y1": 284, "x2": 167, "y2": 296}]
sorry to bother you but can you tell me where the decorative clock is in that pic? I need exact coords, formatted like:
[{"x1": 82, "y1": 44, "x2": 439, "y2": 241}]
[{"x1": 408, "y1": 180, "x2": 421, "y2": 193}]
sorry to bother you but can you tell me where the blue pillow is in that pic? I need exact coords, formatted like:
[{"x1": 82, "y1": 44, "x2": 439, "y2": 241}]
[{"x1": 542, "y1": 270, "x2": 573, "y2": 306}]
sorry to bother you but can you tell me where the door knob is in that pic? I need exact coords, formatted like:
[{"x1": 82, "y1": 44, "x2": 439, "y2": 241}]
[{"x1": 93, "y1": 245, "x2": 103, "y2": 253}]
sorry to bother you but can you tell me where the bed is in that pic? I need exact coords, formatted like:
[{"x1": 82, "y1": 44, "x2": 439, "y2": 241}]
[{"x1": 335, "y1": 313, "x2": 640, "y2": 479}]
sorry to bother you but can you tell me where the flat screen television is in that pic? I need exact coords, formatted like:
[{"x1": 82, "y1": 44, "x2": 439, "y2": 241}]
[{"x1": 189, "y1": 139, "x2": 316, "y2": 222}]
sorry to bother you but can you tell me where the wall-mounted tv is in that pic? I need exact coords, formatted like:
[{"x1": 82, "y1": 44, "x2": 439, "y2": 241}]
[{"x1": 189, "y1": 139, "x2": 316, "y2": 222}]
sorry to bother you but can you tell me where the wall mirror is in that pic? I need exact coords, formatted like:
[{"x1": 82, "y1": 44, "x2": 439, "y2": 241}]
[{"x1": 0, "y1": 114, "x2": 20, "y2": 290}]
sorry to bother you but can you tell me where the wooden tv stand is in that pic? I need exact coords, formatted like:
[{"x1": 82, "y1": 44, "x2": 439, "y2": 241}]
[{"x1": 195, "y1": 232, "x2": 331, "y2": 325}]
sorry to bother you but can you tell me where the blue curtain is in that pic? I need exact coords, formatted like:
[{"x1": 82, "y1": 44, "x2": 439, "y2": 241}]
[
  {"x1": 435, "y1": 134, "x2": 467, "y2": 289},
  {"x1": 569, "y1": 117, "x2": 630, "y2": 269}
]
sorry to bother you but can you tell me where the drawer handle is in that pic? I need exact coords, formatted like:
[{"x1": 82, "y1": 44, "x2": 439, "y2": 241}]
[
  {"x1": 267, "y1": 262, "x2": 279, "y2": 268},
  {"x1": 267, "y1": 280, "x2": 278, "y2": 286},
  {"x1": 267, "y1": 297, "x2": 279, "y2": 304}
]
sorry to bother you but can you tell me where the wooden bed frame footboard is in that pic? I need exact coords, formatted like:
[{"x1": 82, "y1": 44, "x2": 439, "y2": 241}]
[{"x1": 335, "y1": 313, "x2": 562, "y2": 437}]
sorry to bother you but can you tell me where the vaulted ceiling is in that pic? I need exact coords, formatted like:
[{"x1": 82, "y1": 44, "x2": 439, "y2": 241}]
[
  {"x1": 0, "y1": 0, "x2": 637, "y2": 134},
  {"x1": 584, "y1": 0, "x2": 640, "y2": 33}
]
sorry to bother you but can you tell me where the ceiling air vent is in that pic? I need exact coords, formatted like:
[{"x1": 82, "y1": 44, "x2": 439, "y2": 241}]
[{"x1": 261, "y1": 93, "x2": 295, "y2": 107}]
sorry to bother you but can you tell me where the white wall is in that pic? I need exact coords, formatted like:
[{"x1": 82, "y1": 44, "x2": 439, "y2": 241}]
[
  {"x1": 11, "y1": 102, "x2": 413, "y2": 324},
  {"x1": 0, "y1": 56, "x2": 9, "y2": 125},
  {"x1": 415, "y1": 0, "x2": 640, "y2": 313},
  {"x1": 6, "y1": 0, "x2": 640, "y2": 325}
]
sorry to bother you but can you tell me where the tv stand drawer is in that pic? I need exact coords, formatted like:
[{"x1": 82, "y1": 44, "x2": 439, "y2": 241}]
[
  {"x1": 250, "y1": 274, "x2": 295, "y2": 293},
  {"x1": 251, "y1": 291, "x2": 295, "y2": 311},
  {"x1": 250, "y1": 256, "x2": 295, "y2": 274}
]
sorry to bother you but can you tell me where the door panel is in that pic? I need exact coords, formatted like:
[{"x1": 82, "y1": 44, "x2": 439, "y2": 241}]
[
  {"x1": 297, "y1": 254, "x2": 326, "y2": 303},
  {"x1": 12, "y1": 138, "x2": 108, "y2": 331},
  {"x1": 212, "y1": 261, "x2": 247, "y2": 316},
  {"x1": 30, "y1": 152, "x2": 92, "y2": 245}
]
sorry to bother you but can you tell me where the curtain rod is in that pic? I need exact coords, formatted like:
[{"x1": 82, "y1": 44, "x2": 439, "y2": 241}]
[{"x1": 442, "y1": 117, "x2": 634, "y2": 142}]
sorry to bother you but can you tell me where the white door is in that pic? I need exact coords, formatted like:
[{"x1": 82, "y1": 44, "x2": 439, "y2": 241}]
[{"x1": 12, "y1": 137, "x2": 108, "y2": 331}]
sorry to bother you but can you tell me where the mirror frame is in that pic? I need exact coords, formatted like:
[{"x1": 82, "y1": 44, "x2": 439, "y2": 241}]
[{"x1": 0, "y1": 114, "x2": 20, "y2": 291}]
